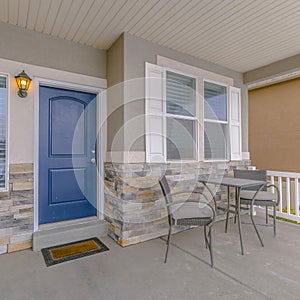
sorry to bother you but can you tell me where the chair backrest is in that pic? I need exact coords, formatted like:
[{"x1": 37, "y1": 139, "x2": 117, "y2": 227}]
[
  {"x1": 233, "y1": 169, "x2": 267, "y2": 191},
  {"x1": 159, "y1": 175, "x2": 172, "y2": 204},
  {"x1": 159, "y1": 175, "x2": 173, "y2": 224}
]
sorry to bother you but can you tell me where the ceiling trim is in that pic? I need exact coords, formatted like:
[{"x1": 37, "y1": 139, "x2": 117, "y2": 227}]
[{"x1": 248, "y1": 69, "x2": 300, "y2": 90}]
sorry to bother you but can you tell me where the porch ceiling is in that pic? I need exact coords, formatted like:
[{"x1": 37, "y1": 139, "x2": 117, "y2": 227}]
[{"x1": 1, "y1": 0, "x2": 300, "y2": 73}]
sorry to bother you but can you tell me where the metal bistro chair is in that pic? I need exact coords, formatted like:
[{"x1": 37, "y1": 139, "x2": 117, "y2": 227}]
[
  {"x1": 159, "y1": 176, "x2": 216, "y2": 267},
  {"x1": 233, "y1": 169, "x2": 280, "y2": 247}
]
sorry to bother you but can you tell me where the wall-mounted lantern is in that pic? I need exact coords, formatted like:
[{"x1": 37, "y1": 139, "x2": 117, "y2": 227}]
[{"x1": 15, "y1": 70, "x2": 31, "y2": 98}]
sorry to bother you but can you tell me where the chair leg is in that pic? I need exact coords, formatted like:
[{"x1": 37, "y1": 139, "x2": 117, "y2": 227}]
[
  {"x1": 204, "y1": 226, "x2": 208, "y2": 248},
  {"x1": 234, "y1": 187, "x2": 238, "y2": 224},
  {"x1": 225, "y1": 187, "x2": 230, "y2": 233},
  {"x1": 266, "y1": 206, "x2": 268, "y2": 224},
  {"x1": 208, "y1": 226, "x2": 214, "y2": 268},
  {"x1": 250, "y1": 204, "x2": 264, "y2": 247},
  {"x1": 164, "y1": 226, "x2": 172, "y2": 263},
  {"x1": 273, "y1": 205, "x2": 276, "y2": 237}
]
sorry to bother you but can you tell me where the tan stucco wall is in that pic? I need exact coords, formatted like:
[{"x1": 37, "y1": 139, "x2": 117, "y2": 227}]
[{"x1": 249, "y1": 78, "x2": 300, "y2": 172}]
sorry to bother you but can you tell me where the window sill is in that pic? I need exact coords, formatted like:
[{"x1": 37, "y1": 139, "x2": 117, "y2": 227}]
[
  {"x1": 203, "y1": 159, "x2": 230, "y2": 163},
  {"x1": 166, "y1": 160, "x2": 199, "y2": 163}
]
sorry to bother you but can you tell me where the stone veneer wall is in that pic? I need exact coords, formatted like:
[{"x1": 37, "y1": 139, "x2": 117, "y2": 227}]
[
  {"x1": 0, "y1": 164, "x2": 34, "y2": 254},
  {"x1": 104, "y1": 160, "x2": 251, "y2": 247}
]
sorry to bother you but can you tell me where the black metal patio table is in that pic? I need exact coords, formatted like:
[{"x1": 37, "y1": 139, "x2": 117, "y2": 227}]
[{"x1": 198, "y1": 176, "x2": 266, "y2": 255}]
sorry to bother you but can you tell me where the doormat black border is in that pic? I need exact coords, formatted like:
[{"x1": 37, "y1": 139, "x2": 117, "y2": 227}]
[{"x1": 41, "y1": 237, "x2": 109, "y2": 267}]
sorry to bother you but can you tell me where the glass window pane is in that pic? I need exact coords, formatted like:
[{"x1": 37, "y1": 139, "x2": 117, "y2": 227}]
[
  {"x1": 204, "y1": 81, "x2": 227, "y2": 121},
  {"x1": 204, "y1": 122, "x2": 227, "y2": 160},
  {"x1": 0, "y1": 76, "x2": 7, "y2": 189},
  {"x1": 167, "y1": 117, "x2": 196, "y2": 161},
  {"x1": 166, "y1": 71, "x2": 196, "y2": 117}
]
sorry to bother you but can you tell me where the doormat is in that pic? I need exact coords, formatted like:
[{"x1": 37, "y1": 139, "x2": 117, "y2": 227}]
[{"x1": 41, "y1": 237, "x2": 109, "y2": 267}]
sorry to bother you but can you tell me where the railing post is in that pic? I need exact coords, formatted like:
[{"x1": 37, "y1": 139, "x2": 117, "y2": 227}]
[
  {"x1": 270, "y1": 176, "x2": 275, "y2": 193},
  {"x1": 286, "y1": 177, "x2": 291, "y2": 215},
  {"x1": 295, "y1": 178, "x2": 299, "y2": 217},
  {"x1": 278, "y1": 176, "x2": 283, "y2": 213}
]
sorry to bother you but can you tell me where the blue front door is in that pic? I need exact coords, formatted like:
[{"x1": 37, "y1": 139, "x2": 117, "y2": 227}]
[{"x1": 39, "y1": 86, "x2": 97, "y2": 224}]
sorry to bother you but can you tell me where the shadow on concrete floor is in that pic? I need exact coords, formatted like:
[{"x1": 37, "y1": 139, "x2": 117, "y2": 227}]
[{"x1": 0, "y1": 214, "x2": 299, "y2": 300}]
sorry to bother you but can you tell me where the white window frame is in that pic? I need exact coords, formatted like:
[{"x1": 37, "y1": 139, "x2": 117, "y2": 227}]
[
  {"x1": 165, "y1": 68, "x2": 199, "y2": 163},
  {"x1": 0, "y1": 73, "x2": 9, "y2": 191},
  {"x1": 146, "y1": 59, "x2": 242, "y2": 163},
  {"x1": 203, "y1": 79, "x2": 229, "y2": 162}
]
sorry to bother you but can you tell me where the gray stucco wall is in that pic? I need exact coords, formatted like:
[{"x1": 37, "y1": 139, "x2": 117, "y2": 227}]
[
  {"x1": 123, "y1": 33, "x2": 248, "y2": 152},
  {"x1": 0, "y1": 23, "x2": 106, "y2": 78},
  {"x1": 107, "y1": 34, "x2": 125, "y2": 152}
]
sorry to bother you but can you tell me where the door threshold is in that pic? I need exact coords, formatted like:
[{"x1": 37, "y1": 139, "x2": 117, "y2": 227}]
[{"x1": 38, "y1": 216, "x2": 99, "y2": 231}]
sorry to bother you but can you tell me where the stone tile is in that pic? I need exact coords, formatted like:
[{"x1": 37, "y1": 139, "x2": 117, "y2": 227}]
[
  {"x1": 0, "y1": 203, "x2": 12, "y2": 212},
  {"x1": 12, "y1": 198, "x2": 34, "y2": 206},
  {"x1": 10, "y1": 233, "x2": 32, "y2": 244},
  {"x1": 8, "y1": 240, "x2": 32, "y2": 253},
  {"x1": 0, "y1": 244, "x2": 7, "y2": 254},
  {"x1": 0, "y1": 191, "x2": 11, "y2": 199},
  {"x1": 19, "y1": 207, "x2": 33, "y2": 214},
  {"x1": 11, "y1": 190, "x2": 34, "y2": 200},
  {"x1": 119, "y1": 237, "x2": 139, "y2": 247},
  {"x1": 10, "y1": 204, "x2": 33, "y2": 213},
  {"x1": 0, "y1": 218, "x2": 24, "y2": 229},
  {"x1": 11, "y1": 224, "x2": 33, "y2": 235},
  {"x1": 123, "y1": 185, "x2": 138, "y2": 193},
  {"x1": 0, "y1": 227, "x2": 13, "y2": 237},
  {"x1": 0, "y1": 236, "x2": 9, "y2": 245},
  {"x1": 104, "y1": 160, "x2": 250, "y2": 247},
  {"x1": 9, "y1": 164, "x2": 33, "y2": 174},
  {"x1": 14, "y1": 212, "x2": 33, "y2": 220},
  {"x1": 137, "y1": 190, "x2": 154, "y2": 199},
  {"x1": 12, "y1": 182, "x2": 34, "y2": 191}
]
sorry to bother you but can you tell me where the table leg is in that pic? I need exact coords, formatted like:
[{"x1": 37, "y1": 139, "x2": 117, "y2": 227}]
[
  {"x1": 225, "y1": 186, "x2": 230, "y2": 233},
  {"x1": 236, "y1": 187, "x2": 244, "y2": 255},
  {"x1": 234, "y1": 188, "x2": 238, "y2": 224}
]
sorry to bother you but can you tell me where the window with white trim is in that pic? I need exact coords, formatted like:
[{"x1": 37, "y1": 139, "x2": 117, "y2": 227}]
[
  {"x1": 145, "y1": 62, "x2": 242, "y2": 163},
  {"x1": 166, "y1": 71, "x2": 197, "y2": 161},
  {"x1": 0, "y1": 75, "x2": 8, "y2": 189},
  {"x1": 204, "y1": 81, "x2": 228, "y2": 160}
]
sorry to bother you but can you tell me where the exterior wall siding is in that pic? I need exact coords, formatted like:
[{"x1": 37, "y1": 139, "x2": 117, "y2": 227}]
[
  {"x1": 249, "y1": 77, "x2": 300, "y2": 172},
  {"x1": 0, "y1": 164, "x2": 33, "y2": 254},
  {"x1": 0, "y1": 161, "x2": 252, "y2": 253},
  {"x1": 104, "y1": 160, "x2": 251, "y2": 247}
]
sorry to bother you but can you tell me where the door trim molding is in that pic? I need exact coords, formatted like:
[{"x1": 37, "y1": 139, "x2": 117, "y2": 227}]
[{"x1": 33, "y1": 77, "x2": 106, "y2": 232}]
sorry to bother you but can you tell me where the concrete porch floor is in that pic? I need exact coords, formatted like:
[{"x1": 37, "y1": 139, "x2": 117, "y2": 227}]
[{"x1": 0, "y1": 214, "x2": 300, "y2": 300}]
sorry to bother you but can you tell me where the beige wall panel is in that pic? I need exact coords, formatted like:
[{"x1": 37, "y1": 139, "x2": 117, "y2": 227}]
[{"x1": 249, "y1": 78, "x2": 300, "y2": 172}]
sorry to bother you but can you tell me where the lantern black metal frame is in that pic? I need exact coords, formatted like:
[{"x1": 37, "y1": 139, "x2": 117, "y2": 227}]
[{"x1": 15, "y1": 70, "x2": 32, "y2": 98}]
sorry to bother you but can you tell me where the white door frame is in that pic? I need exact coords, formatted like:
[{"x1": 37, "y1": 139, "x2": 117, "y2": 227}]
[{"x1": 33, "y1": 78, "x2": 106, "y2": 232}]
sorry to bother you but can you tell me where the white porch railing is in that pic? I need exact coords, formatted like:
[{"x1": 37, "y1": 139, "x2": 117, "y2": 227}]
[{"x1": 263, "y1": 170, "x2": 300, "y2": 223}]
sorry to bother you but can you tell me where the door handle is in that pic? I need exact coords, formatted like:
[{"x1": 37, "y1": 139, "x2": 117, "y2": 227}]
[{"x1": 90, "y1": 158, "x2": 96, "y2": 164}]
